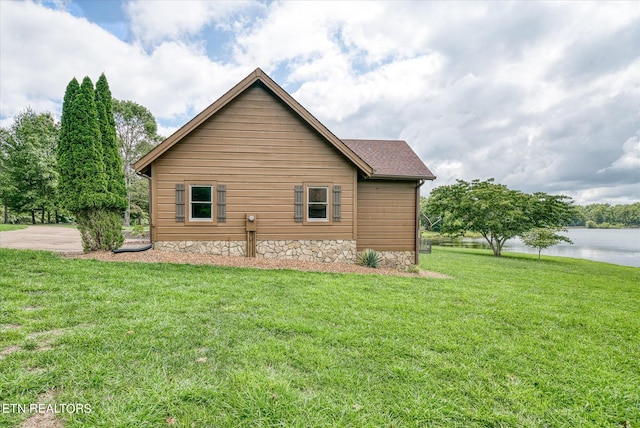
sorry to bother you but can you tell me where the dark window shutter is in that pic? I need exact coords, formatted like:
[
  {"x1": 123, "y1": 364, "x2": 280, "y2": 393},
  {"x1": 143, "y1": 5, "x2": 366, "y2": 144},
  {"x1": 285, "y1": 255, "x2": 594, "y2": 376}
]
[
  {"x1": 217, "y1": 184, "x2": 226, "y2": 222},
  {"x1": 333, "y1": 185, "x2": 341, "y2": 222},
  {"x1": 175, "y1": 183, "x2": 185, "y2": 222},
  {"x1": 294, "y1": 185, "x2": 303, "y2": 222}
]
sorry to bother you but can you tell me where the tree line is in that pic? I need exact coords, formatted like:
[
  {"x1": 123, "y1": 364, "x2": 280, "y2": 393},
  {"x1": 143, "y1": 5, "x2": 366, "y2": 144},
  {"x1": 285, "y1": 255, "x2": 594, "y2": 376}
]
[
  {"x1": 570, "y1": 203, "x2": 640, "y2": 228},
  {"x1": 0, "y1": 83, "x2": 161, "y2": 229}
]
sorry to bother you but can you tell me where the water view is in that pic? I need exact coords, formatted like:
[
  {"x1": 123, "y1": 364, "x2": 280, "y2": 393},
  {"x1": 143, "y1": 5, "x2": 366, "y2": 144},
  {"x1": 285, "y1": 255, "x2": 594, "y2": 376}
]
[{"x1": 431, "y1": 228, "x2": 640, "y2": 267}]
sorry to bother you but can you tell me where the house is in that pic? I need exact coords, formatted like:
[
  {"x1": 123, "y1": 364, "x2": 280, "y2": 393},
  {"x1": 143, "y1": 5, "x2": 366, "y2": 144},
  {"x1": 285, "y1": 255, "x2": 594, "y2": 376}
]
[{"x1": 134, "y1": 68, "x2": 435, "y2": 268}]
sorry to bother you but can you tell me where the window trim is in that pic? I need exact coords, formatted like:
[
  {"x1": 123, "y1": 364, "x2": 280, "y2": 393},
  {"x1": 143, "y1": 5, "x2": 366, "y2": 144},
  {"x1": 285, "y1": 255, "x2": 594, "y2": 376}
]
[
  {"x1": 185, "y1": 180, "x2": 216, "y2": 225},
  {"x1": 303, "y1": 183, "x2": 333, "y2": 225},
  {"x1": 307, "y1": 186, "x2": 329, "y2": 222}
]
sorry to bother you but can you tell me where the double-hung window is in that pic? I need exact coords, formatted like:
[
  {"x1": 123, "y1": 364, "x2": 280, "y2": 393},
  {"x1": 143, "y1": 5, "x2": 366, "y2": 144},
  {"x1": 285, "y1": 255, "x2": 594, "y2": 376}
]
[
  {"x1": 307, "y1": 186, "x2": 328, "y2": 221},
  {"x1": 294, "y1": 184, "x2": 339, "y2": 224},
  {"x1": 189, "y1": 184, "x2": 213, "y2": 221}
]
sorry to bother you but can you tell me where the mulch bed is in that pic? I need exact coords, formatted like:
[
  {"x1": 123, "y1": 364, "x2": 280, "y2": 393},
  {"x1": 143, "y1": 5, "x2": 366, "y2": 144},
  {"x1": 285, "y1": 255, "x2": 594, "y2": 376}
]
[{"x1": 67, "y1": 247, "x2": 451, "y2": 279}]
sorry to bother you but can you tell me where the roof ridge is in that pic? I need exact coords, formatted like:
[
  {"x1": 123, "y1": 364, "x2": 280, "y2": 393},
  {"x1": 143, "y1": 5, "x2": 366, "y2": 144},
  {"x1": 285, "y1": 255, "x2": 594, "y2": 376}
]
[{"x1": 134, "y1": 68, "x2": 373, "y2": 177}]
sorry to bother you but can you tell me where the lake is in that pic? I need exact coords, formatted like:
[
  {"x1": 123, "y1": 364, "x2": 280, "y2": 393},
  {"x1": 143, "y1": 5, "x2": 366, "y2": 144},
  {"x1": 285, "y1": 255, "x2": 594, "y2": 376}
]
[{"x1": 431, "y1": 228, "x2": 640, "y2": 267}]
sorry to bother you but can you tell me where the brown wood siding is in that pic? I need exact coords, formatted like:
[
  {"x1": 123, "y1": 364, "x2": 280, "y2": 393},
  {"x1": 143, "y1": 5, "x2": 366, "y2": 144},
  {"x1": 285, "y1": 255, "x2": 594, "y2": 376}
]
[
  {"x1": 152, "y1": 84, "x2": 356, "y2": 242},
  {"x1": 357, "y1": 180, "x2": 417, "y2": 251}
]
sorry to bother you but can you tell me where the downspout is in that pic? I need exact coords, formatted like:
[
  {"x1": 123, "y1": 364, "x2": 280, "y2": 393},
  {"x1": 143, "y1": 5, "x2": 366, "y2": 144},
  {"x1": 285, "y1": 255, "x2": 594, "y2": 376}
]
[{"x1": 415, "y1": 179, "x2": 425, "y2": 265}]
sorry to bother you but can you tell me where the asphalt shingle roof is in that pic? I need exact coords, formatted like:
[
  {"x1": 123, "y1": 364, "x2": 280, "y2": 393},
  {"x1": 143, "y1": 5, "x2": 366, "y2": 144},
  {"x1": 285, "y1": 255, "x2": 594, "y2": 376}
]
[{"x1": 342, "y1": 139, "x2": 436, "y2": 180}]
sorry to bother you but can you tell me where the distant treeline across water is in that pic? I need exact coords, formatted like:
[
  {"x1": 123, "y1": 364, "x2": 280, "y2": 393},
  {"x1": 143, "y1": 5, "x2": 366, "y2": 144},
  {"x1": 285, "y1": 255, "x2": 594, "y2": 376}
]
[
  {"x1": 431, "y1": 228, "x2": 640, "y2": 268},
  {"x1": 571, "y1": 203, "x2": 640, "y2": 229}
]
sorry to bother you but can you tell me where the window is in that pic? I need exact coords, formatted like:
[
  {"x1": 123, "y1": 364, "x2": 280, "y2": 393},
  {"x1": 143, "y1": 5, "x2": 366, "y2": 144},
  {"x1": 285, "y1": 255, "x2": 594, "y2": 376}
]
[
  {"x1": 307, "y1": 186, "x2": 328, "y2": 221},
  {"x1": 294, "y1": 184, "x2": 339, "y2": 224},
  {"x1": 189, "y1": 185, "x2": 213, "y2": 221},
  {"x1": 177, "y1": 181, "x2": 224, "y2": 224}
]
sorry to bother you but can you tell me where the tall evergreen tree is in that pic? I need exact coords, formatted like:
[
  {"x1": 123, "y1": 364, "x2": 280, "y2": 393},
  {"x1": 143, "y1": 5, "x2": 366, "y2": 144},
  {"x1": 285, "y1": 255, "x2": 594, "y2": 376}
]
[
  {"x1": 72, "y1": 76, "x2": 107, "y2": 212},
  {"x1": 95, "y1": 74, "x2": 127, "y2": 211},
  {"x1": 57, "y1": 75, "x2": 124, "y2": 251},
  {"x1": 57, "y1": 78, "x2": 79, "y2": 212}
]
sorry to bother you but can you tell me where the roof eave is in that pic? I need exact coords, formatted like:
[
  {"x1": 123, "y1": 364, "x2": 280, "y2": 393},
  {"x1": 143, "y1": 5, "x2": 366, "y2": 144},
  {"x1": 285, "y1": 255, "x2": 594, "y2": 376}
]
[{"x1": 369, "y1": 174, "x2": 437, "y2": 181}]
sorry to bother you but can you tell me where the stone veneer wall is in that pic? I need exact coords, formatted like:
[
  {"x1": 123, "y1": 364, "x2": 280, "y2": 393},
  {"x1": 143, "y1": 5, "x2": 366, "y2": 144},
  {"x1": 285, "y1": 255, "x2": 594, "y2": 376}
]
[
  {"x1": 257, "y1": 240, "x2": 357, "y2": 263},
  {"x1": 154, "y1": 240, "x2": 246, "y2": 257},
  {"x1": 154, "y1": 240, "x2": 413, "y2": 269},
  {"x1": 374, "y1": 251, "x2": 416, "y2": 270},
  {"x1": 154, "y1": 239, "x2": 357, "y2": 264}
]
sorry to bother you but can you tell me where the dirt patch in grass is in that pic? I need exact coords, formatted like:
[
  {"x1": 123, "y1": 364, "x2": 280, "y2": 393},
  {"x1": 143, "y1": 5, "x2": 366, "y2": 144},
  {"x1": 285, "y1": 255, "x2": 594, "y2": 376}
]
[
  {"x1": 1, "y1": 323, "x2": 22, "y2": 331},
  {"x1": 69, "y1": 249, "x2": 452, "y2": 278},
  {"x1": 1, "y1": 327, "x2": 78, "y2": 359},
  {"x1": 0, "y1": 345, "x2": 21, "y2": 359},
  {"x1": 20, "y1": 391, "x2": 63, "y2": 428}
]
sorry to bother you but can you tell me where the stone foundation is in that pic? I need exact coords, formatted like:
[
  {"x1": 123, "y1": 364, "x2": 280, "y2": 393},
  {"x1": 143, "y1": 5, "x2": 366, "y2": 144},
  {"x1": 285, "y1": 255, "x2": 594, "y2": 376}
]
[
  {"x1": 154, "y1": 239, "x2": 357, "y2": 264},
  {"x1": 374, "y1": 251, "x2": 416, "y2": 270},
  {"x1": 154, "y1": 240, "x2": 413, "y2": 268},
  {"x1": 257, "y1": 239, "x2": 357, "y2": 263},
  {"x1": 154, "y1": 240, "x2": 245, "y2": 257}
]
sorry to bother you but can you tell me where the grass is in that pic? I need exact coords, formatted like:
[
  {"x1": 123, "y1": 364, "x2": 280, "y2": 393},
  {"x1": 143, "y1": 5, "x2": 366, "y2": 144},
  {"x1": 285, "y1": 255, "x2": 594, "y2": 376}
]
[
  {"x1": 0, "y1": 225, "x2": 27, "y2": 232},
  {"x1": 0, "y1": 247, "x2": 638, "y2": 427},
  {"x1": 422, "y1": 230, "x2": 484, "y2": 239}
]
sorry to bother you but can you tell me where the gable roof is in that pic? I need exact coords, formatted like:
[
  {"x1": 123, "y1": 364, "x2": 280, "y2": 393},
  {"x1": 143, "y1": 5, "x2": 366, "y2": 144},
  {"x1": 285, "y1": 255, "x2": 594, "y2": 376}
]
[
  {"x1": 134, "y1": 68, "x2": 373, "y2": 177},
  {"x1": 342, "y1": 139, "x2": 436, "y2": 180}
]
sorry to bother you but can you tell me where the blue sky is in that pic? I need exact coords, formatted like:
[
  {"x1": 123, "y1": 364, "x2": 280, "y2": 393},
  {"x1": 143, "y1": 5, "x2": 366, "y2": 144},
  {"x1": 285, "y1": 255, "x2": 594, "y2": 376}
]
[{"x1": 1, "y1": 0, "x2": 638, "y2": 204}]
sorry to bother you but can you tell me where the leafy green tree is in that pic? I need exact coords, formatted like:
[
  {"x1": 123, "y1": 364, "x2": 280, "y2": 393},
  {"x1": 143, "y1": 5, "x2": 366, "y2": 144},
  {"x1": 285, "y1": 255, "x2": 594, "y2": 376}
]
[
  {"x1": 112, "y1": 99, "x2": 161, "y2": 225},
  {"x1": 2, "y1": 109, "x2": 59, "y2": 224},
  {"x1": 129, "y1": 177, "x2": 150, "y2": 224},
  {"x1": 615, "y1": 203, "x2": 640, "y2": 227},
  {"x1": 420, "y1": 195, "x2": 441, "y2": 232},
  {"x1": 584, "y1": 203, "x2": 617, "y2": 226},
  {"x1": 428, "y1": 179, "x2": 575, "y2": 256},
  {"x1": 521, "y1": 227, "x2": 573, "y2": 261}
]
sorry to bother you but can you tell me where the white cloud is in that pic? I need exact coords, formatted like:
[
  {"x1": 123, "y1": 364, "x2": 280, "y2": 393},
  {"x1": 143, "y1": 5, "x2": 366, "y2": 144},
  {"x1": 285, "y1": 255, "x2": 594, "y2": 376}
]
[
  {"x1": 0, "y1": 1, "x2": 128, "y2": 119},
  {"x1": 293, "y1": 54, "x2": 443, "y2": 123},
  {"x1": 600, "y1": 136, "x2": 640, "y2": 172},
  {"x1": 570, "y1": 184, "x2": 640, "y2": 206},
  {"x1": 125, "y1": 0, "x2": 254, "y2": 47},
  {"x1": 1, "y1": 0, "x2": 638, "y2": 205},
  {"x1": 0, "y1": 1, "x2": 250, "y2": 125}
]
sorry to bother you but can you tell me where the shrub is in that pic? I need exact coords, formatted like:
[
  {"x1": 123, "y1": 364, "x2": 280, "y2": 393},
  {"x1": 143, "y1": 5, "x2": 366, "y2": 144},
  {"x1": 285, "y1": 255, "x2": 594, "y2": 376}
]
[
  {"x1": 132, "y1": 223, "x2": 145, "y2": 237},
  {"x1": 357, "y1": 248, "x2": 382, "y2": 269},
  {"x1": 405, "y1": 264, "x2": 421, "y2": 274},
  {"x1": 76, "y1": 209, "x2": 124, "y2": 251}
]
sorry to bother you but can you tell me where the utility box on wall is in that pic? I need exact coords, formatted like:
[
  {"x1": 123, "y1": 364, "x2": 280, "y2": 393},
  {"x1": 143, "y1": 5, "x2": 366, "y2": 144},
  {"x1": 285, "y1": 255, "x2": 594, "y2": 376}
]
[
  {"x1": 245, "y1": 214, "x2": 257, "y2": 231},
  {"x1": 246, "y1": 214, "x2": 257, "y2": 257}
]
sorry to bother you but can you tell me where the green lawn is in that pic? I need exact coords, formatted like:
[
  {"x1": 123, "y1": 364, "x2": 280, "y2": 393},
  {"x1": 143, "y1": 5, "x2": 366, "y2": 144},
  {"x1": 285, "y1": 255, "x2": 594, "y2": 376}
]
[
  {"x1": 0, "y1": 225, "x2": 27, "y2": 232},
  {"x1": 0, "y1": 248, "x2": 638, "y2": 427}
]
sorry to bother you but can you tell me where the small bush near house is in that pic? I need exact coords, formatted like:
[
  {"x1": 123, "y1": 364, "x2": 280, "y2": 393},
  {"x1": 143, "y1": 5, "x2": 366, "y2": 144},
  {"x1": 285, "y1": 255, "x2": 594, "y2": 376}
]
[
  {"x1": 357, "y1": 248, "x2": 382, "y2": 268},
  {"x1": 405, "y1": 264, "x2": 421, "y2": 274},
  {"x1": 132, "y1": 223, "x2": 145, "y2": 237}
]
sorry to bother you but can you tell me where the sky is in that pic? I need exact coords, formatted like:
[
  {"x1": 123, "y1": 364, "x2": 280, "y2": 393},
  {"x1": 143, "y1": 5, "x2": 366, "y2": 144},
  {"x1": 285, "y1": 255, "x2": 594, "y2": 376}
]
[{"x1": 1, "y1": 0, "x2": 638, "y2": 205}]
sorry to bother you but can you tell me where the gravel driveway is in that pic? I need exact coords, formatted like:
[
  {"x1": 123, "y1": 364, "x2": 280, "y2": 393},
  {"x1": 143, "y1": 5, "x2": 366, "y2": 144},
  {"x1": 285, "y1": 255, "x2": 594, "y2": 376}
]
[{"x1": 0, "y1": 226, "x2": 83, "y2": 253}]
